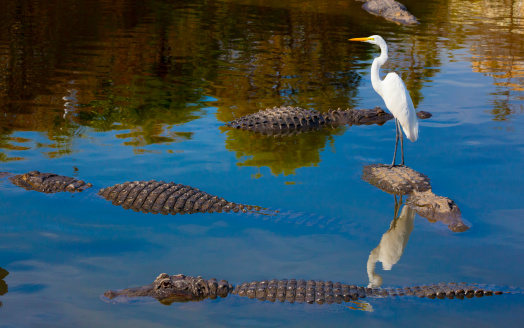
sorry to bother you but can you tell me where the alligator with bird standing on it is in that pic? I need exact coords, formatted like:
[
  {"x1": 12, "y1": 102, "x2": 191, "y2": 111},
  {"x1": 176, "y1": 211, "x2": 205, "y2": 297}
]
[
  {"x1": 361, "y1": 164, "x2": 468, "y2": 232},
  {"x1": 103, "y1": 273, "x2": 517, "y2": 307}
]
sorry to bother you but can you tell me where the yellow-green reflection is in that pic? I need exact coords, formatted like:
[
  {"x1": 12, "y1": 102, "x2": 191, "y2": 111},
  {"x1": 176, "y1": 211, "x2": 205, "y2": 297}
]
[
  {"x1": 448, "y1": 0, "x2": 524, "y2": 119},
  {"x1": 223, "y1": 125, "x2": 345, "y2": 176}
]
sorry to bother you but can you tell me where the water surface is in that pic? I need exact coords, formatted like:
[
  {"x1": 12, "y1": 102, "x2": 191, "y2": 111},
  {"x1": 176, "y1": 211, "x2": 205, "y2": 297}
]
[{"x1": 1, "y1": 0, "x2": 524, "y2": 327}]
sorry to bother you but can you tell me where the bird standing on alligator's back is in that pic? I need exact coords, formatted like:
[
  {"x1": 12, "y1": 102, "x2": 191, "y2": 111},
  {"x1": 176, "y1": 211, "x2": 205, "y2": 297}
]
[{"x1": 350, "y1": 35, "x2": 418, "y2": 168}]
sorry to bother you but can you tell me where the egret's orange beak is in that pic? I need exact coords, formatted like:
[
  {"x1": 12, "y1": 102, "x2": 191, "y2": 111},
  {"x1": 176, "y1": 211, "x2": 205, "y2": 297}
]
[{"x1": 349, "y1": 37, "x2": 371, "y2": 42}]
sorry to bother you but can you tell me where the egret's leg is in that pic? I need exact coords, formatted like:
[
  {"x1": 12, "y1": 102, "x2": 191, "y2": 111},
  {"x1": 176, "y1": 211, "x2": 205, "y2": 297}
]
[
  {"x1": 399, "y1": 120, "x2": 404, "y2": 166},
  {"x1": 390, "y1": 119, "x2": 399, "y2": 168},
  {"x1": 393, "y1": 195, "x2": 399, "y2": 219}
]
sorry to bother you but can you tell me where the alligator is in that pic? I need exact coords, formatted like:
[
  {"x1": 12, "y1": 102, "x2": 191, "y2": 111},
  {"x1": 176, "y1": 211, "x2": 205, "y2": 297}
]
[
  {"x1": 103, "y1": 273, "x2": 513, "y2": 307},
  {"x1": 0, "y1": 268, "x2": 8, "y2": 308},
  {"x1": 358, "y1": 0, "x2": 419, "y2": 25},
  {"x1": 225, "y1": 106, "x2": 432, "y2": 136},
  {"x1": 5, "y1": 171, "x2": 260, "y2": 215},
  {"x1": 362, "y1": 164, "x2": 469, "y2": 232},
  {"x1": 9, "y1": 171, "x2": 93, "y2": 193}
]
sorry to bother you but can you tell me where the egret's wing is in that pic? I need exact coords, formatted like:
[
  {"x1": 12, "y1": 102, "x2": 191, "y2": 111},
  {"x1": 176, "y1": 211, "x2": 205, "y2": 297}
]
[{"x1": 381, "y1": 73, "x2": 418, "y2": 142}]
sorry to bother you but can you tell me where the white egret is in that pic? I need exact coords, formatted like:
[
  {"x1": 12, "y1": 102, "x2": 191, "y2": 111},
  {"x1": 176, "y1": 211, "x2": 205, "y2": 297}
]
[{"x1": 350, "y1": 35, "x2": 418, "y2": 167}]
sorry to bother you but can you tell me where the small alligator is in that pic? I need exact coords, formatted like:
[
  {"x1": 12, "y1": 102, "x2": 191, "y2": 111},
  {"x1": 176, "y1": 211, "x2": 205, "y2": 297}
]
[
  {"x1": 225, "y1": 106, "x2": 431, "y2": 136},
  {"x1": 362, "y1": 165, "x2": 468, "y2": 232},
  {"x1": 103, "y1": 273, "x2": 512, "y2": 307},
  {"x1": 6, "y1": 171, "x2": 260, "y2": 215},
  {"x1": 359, "y1": 0, "x2": 419, "y2": 25},
  {"x1": 9, "y1": 171, "x2": 93, "y2": 193}
]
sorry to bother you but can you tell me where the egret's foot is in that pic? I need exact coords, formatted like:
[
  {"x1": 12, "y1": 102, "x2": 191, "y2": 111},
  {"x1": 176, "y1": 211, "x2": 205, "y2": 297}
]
[{"x1": 388, "y1": 163, "x2": 405, "y2": 169}]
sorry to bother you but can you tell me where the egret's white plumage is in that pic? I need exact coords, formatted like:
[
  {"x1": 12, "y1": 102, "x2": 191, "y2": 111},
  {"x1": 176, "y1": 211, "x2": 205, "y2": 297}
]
[{"x1": 350, "y1": 35, "x2": 419, "y2": 166}]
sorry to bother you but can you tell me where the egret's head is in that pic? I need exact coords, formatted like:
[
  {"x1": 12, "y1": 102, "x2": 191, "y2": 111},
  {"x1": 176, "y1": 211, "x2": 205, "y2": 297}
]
[{"x1": 349, "y1": 35, "x2": 385, "y2": 46}]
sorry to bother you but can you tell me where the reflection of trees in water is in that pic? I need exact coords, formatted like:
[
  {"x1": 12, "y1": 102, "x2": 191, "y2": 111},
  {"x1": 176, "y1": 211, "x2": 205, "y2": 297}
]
[
  {"x1": 224, "y1": 126, "x2": 345, "y2": 176},
  {"x1": 1, "y1": 0, "x2": 523, "y2": 161},
  {"x1": 204, "y1": 0, "x2": 364, "y2": 174},
  {"x1": 204, "y1": 0, "x2": 363, "y2": 121},
  {"x1": 0, "y1": 0, "x2": 366, "y2": 162},
  {"x1": 0, "y1": 0, "x2": 209, "y2": 160},
  {"x1": 448, "y1": 0, "x2": 524, "y2": 120}
]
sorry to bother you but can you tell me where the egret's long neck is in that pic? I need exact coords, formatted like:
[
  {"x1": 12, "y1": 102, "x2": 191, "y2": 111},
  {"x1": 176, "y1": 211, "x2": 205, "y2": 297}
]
[
  {"x1": 367, "y1": 247, "x2": 382, "y2": 288},
  {"x1": 371, "y1": 42, "x2": 388, "y2": 97}
]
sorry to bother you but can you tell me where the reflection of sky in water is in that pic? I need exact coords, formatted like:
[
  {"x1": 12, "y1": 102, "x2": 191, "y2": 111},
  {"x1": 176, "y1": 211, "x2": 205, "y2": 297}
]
[{"x1": 1, "y1": 0, "x2": 524, "y2": 326}]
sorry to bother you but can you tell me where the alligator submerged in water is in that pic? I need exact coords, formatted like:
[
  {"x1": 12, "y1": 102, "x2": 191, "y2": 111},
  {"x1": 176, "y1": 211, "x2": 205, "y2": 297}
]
[
  {"x1": 9, "y1": 171, "x2": 93, "y2": 194},
  {"x1": 362, "y1": 164, "x2": 468, "y2": 232},
  {"x1": 226, "y1": 106, "x2": 431, "y2": 136},
  {"x1": 6, "y1": 171, "x2": 261, "y2": 215},
  {"x1": 3, "y1": 166, "x2": 468, "y2": 232},
  {"x1": 103, "y1": 273, "x2": 513, "y2": 306}
]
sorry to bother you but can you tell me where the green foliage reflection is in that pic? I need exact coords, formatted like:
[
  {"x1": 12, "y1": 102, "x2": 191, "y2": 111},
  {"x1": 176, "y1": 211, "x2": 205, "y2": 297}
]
[{"x1": 224, "y1": 126, "x2": 345, "y2": 176}]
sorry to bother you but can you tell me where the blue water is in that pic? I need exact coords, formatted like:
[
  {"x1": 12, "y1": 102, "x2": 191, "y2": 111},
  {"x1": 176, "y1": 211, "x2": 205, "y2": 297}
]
[{"x1": 1, "y1": 0, "x2": 524, "y2": 327}]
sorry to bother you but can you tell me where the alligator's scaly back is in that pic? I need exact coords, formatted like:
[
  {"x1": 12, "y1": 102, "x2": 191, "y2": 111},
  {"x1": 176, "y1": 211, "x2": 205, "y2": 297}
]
[
  {"x1": 9, "y1": 171, "x2": 92, "y2": 193},
  {"x1": 362, "y1": 164, "x2": 431, "y2": 195},
  {"x1": 98, "y1": 180, "x2": 260, "y2": 215},
  {"x1": 362, "y1": 164, "x2": 468, "y2": 232},
  {"x1": 226, "y1": 106, "x2": 431, "y2": 136},
  {"x1": 103, "y1": 273, "x2": 510, "y2": 307},
  {"x1": 226, "y1": 106, "x2": 337, "y2": 136}
]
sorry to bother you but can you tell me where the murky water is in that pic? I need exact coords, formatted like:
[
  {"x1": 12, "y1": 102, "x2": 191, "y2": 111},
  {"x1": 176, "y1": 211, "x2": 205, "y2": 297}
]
[{"x1": 1, "y1": 0, "x2": 524, "y2": 326}]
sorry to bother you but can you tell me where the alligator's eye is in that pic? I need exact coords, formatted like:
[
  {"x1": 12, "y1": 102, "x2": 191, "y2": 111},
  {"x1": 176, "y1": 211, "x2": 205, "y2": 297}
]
[{"x1": 159, "y1": 280, "x2": 172, "y2": 289}]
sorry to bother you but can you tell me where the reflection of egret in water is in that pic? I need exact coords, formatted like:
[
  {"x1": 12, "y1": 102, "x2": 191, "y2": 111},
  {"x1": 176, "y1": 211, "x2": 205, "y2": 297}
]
[
  {"x1": 0, "y1": 267, "x2": 8, "y2": 307},
  {"x1": 367, "y1": 197, "x2": 415, "y2": 288}
]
